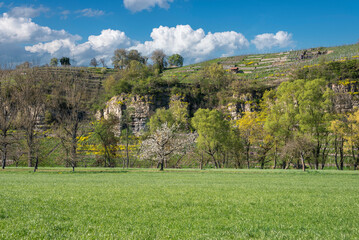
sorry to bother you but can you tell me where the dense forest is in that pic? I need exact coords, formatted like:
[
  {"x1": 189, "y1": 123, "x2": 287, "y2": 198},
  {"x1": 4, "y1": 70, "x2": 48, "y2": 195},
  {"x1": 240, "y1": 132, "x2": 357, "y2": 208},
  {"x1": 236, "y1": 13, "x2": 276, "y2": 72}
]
[{"x1": 1, "y1": 45, "x2": 359, "y2": 171}]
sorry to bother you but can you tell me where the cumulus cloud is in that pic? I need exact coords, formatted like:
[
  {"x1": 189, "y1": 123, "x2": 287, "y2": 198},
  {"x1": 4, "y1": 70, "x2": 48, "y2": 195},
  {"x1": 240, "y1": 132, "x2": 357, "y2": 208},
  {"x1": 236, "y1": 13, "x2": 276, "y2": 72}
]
[
  {"x1": 0, "y1": 13, "x2": 78, "y2": 43},
  {"x1": 132, "y1": 25, "x2": 249, "y2": 63},
  {"x1": 0, "y1": 11, "x2": 79, "y2": 65},
  {"x1": 7, "y1": 6, "x2": 49, "y2": 18},
  {"x1": 25, "y1": 24, "x2": 249, "y2": 66},
  {"x1": 0, "y1": 5, "x2": 293, "y2": 67},
  {"x1": 251, "y1": 31, "x2": 293, "y2": 50},
  {"x1": 26, "y1": 29, "x2": 135, "y2": 66},
  {"x1": 76, "y1": 8, "x2": 105, "y2": 17},
  {"x1": 123, "y1": 0, "x2": 173, "y2": 12}
]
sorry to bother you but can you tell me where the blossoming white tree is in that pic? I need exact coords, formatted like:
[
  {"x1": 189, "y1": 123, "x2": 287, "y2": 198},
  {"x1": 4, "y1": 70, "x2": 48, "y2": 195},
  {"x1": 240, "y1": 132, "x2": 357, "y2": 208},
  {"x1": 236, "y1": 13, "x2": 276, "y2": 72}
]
[{"x1": 140, "y1": 123, "x2": 196, "y2": 170}]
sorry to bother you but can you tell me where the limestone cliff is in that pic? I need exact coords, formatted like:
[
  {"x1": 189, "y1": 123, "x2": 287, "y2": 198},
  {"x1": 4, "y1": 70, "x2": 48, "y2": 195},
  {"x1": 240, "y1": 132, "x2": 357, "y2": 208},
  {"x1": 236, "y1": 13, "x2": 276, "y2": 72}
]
[
  {"x1": 98, "y1": 81, "x2": 359, "y2": 135},
  {"x1": 331, "y1": 82, "x2": 359, "y2": 113},
  {"x1": 98, "y1": 94, "x2": 170, "y2": 134}
]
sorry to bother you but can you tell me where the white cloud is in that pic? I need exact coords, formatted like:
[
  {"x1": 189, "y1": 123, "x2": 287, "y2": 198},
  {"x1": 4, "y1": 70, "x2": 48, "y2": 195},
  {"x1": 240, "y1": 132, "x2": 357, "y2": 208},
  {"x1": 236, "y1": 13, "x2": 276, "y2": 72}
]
[
  {"x1": 25, "y1": 39, "x2": 76, "y2": 55},
  {"x1": 26, "y1": 25, "x2": 249, "y2": 66},
  {"x1": 251, "y1": 31, "x2": 293, "y2": 50},
  {"x1": 132, "y1": 25, "x2": 249, "y2": 63},
  {"x1": 76, "y1": 8, "x2": 105, "y2": 17},
  {"x1": 26, "y1": 29, "x2": 135, "y2": 66},
  {"x1": 0, "y1": 13, "x2": 78, "y2": 43},
  {"x1": 0, "y1": 6, "x2": 293, "y2": 67},
  {"x1": 0, "y1": 11, "x2": 79, "y2": 65},
  {"x1": 123, "y1": 0, "x2": 173, "y2": 12},
  {"x1": 7, "y1": 6, "x2": 49, "y2": 18}
]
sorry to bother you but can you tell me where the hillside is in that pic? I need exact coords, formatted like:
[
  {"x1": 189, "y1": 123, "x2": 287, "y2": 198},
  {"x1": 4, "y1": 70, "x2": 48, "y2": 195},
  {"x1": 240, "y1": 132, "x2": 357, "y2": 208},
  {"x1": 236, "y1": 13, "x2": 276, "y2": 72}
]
[
  {"x1": 29, "y1": 43, "x2": 359, "y2": 128},
  {"x1": 2, "y1": 43, "x2": 359, "y2": 170},
  {"x1": 27, "y1": 43, "x2": 359, "y2": 97},
  {"x1": 162, "y1": 43, "x2": 359, "y2": 88}
]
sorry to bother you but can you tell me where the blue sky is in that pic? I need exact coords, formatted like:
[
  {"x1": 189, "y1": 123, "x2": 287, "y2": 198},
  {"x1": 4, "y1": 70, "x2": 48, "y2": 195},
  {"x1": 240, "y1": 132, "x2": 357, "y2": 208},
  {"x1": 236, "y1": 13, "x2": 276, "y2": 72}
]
[{"x1": 0, "y1": 0, "x2": 358, "y2": 66}]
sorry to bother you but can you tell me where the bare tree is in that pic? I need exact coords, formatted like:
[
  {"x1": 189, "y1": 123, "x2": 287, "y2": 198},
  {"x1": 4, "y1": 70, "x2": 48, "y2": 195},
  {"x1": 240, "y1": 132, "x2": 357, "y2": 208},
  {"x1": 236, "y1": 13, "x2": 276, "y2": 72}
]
[
  {"x1": 281, "y1": 136, "x2": 314, "y2": 171},
  {"x1": 140, "y1": 123, "x2": 196, "y2": 171},
  {"x1": 151, "y1": 49, "x2": 167, "y2": 73},
  {"x1": 13, "y1": 69, "x2": 47, "y2": 170},
  {"x1": 90, "y1": 58, "x2": 98, "y2": 67},
  {"x1": 0, "y1": 71, "x2": 18, "y2": 169},
  {"x1": 99, "y1": 58, "x2": 107, "y2": 68},
  {"x1": 51, "y1": 72, "x2": 91, "y2": 171},
  {"x1": 112, "y1": 49, "x2": 128, "y2": 69},
  {"x1": 112, "y1": 49, "x2": 147, "y2": 69}
]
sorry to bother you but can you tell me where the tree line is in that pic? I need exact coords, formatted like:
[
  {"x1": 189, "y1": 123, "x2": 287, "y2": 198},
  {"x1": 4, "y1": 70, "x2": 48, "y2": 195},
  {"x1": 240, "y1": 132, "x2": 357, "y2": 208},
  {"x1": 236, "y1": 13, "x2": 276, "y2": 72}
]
[
  {"x1": 1, "y1": 58, "x2": 359, "y2": 171},
  {"x1": 47, "y1": 49, "x2": 184, "y2": 70},
  {"x1": 141, "y1": 76, "x2": 359, "y2": 171}
]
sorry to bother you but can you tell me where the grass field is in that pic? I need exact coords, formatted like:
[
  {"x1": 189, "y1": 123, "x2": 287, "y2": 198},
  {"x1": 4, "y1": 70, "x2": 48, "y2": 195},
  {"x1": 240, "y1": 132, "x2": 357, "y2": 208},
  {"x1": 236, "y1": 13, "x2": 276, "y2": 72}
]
[{"x1": 0, "y1": 168, "x2": 358, "y2": 239}]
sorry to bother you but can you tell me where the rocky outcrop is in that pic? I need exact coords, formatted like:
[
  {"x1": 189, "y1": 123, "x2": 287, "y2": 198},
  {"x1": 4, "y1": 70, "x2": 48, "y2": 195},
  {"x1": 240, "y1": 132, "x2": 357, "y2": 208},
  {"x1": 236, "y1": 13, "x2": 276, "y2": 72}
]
[
  {"x1": 98, "y1": 94, "x2": 170, "y2": 134},
  {"x1": 331, "y1": 82, "x2": 359, "y2": 113},
  {"x1": 98, "y1": 81, "x2": 359, "y2": 135},
  {"x1": 220, "y1": 93, "x2": 256, "y2": 120}
]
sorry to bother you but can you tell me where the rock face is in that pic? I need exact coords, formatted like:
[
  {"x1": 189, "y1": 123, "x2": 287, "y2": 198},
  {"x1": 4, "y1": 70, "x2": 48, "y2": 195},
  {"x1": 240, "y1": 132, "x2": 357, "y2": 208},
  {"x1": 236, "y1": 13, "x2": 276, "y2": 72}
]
[
  {"x1": 99, "y1": 91, "x2": 259, "y2": 134},
  {"x1": 331, "y1": 82, "x2": 359, "y2": 113},
  {"x1": 99, "y1": 94, "x2": 170, "y2": 134},
  {"x1": 99, "y1": 82, "x2": 359, "y2": 135},
  {"x1": 222, "y1": 95, "x2": 254, "y2": 120}
]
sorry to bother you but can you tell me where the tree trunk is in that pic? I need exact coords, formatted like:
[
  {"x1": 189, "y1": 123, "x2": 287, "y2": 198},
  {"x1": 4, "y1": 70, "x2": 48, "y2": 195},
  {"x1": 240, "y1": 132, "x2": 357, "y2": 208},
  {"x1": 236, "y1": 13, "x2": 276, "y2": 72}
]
[
  {"x1": 246, "y1": 145, "x2": 250, "y2": 169},
  {"x1": 273, "y1": 145, "x2": 277, "y2": 169},
  {"x1": 334, "y1": 137, "x2": 339, "y2": 170},
  {"x1": 260, "y1": 157, "x2": 265, "y2": 169},
  {"x1": 235, "y1": 154, "x2": 241, "y2": 169},
  {"x1": 160, "y1": 159, "x2": 164, "y2": 171},
  {"x1": 217, "y1": 158, "x2": 222, "y2": 169},
  {"x1": 33, "y1": 156, "x2": 39, "y2": 172},
  {"x1": 210, "y1": 153, "x2": 218, "y2": 169},
  {"x1": 354, "y1": 150, "x2": 359, "y2": 170},
  {"x1": 1, "y1": 144, "x2": 6, "y2": 169},
  {"x1": 126, "y1": 128, "x2": 129, "y2": 168},
  {"x1": 314, "y1": 142, "x2": 320, "y2": 170},
  {"x1": 285, "y1": 161, "x2": 291, "y2": 170},
  {"x1": 27, "y1": 130, "x2": 34, "y2": 167},
  {"x1": 339, "y1": 139, "x2": 344, "y2": 170},
  {"x1": 71, "y1": 124, "x2": 78, "y2": 171},
  {"x1": 200, "y1": 152, "x2": 204, "y2": 170},
  {"x1": 71, "y1": 142, "x2": 77, "y2": 171},
  {"x1": 321, "y1": 146, "x2": 327, "y2": 170},
  {"x1": 300, "y1": 152, "x2": 306, "y2": 171},
  {"x1": 282, "y1": 160, "x2": 286, "y2": 169}
]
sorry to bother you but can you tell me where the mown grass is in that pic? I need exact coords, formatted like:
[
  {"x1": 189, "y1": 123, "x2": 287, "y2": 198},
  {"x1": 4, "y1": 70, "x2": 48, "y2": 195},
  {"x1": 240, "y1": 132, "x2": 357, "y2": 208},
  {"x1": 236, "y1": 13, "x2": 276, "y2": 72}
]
[{"x1": 0, "y1": 168, "x2": 358, "y2": 239}]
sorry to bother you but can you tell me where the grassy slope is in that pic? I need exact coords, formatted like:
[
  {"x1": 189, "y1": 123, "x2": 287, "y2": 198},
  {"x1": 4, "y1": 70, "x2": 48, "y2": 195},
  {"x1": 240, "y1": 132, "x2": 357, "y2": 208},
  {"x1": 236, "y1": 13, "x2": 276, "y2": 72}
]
[
  {"x1": 0, "y1": 169, "x2": 358, "y2": 239},
  {"x1": 162, "y1": 43, "x2": 359, "y2": 87},
  {"x1": 33, "y1": 44, "x2": 359, "y2": 90}
]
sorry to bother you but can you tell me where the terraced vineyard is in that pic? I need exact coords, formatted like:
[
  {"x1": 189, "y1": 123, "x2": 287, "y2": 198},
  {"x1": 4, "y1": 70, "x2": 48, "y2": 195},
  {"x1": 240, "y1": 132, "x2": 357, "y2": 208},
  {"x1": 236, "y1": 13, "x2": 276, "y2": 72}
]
[
  {"x1": 162, "y1": 43, "x2": 359, "y2": 88},
  {"x1": 28, "y1": 44, "x2": 359, "y2": 93},
  {"x1": 35, "y1": 67, "x2": 118, "y2": 94}
]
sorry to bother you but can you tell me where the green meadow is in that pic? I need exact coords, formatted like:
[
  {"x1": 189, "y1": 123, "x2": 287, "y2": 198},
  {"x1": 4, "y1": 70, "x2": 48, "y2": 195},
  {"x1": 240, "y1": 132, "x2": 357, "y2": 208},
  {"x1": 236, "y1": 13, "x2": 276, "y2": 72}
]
[{"x1": 0, "y1": 169, "x2": 358, "y2": 239}]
